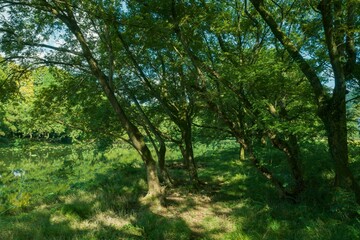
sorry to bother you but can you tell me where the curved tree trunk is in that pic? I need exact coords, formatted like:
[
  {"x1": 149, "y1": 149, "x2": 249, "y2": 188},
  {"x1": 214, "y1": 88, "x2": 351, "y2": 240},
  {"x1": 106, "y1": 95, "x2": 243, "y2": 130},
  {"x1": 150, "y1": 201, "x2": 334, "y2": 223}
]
[
  {"x1": 130, "y1": 91, "x2": 173, "y2": 186},
  {"x1": 145, "y1": 126, "x2": 172, "y2": 186}
]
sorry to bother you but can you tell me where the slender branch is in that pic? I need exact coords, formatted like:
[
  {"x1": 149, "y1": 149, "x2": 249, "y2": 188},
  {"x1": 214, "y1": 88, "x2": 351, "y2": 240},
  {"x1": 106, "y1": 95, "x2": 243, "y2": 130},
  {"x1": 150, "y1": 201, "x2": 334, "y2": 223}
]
[
  {"x1": 25, "y1": 42, "x2": 83, "y2": 56},
  {"x1": 192, "y1": 122, "x2": 232, "y2": 135},
  {"x1": 346, "y1": 94, "x2": 360, "y2": 104},
  {"x1": 244, "y1": 0, "x2": 259, "y2": 26},
  {"x1": 249, "y1": 0, "x2": 327, "y2": 106}
]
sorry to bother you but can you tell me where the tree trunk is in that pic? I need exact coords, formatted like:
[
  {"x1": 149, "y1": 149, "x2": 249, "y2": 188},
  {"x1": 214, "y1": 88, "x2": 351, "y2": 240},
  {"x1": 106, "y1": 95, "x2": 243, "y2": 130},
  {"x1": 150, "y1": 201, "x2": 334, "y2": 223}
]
[
  {"x1": 131, "y1": 92, "x2": 173, "y2": 186},
  {"x1": 180, "y1": 119, "x2": 199, "y2": 185},
  {"x1": 238, "y1": 138, "x2": 292, "y2": 198},
  {"x1": 142, "y1": 146, "x2": 163, "y2": 198},
  {"x1": 178, "y1": 143, "x2": 188, "y2": 168},
  {"x1": 317, "y1": 0, "x2": 360, "y2": 203},
  {"x1": 270, "y1": 134, "x2": 305, "y2": 197},
  {"x1": 250, "y1": 0, "x2": 360, "y2": 204},
  {"x1": 108, "y1": 95, "x2": 163, "y2": 199},
  {"x1": 157, "y1": 140, "x2": 173, "y2": 186},
  {"x1": 320, "y1": 100, "x2": 360, "y2": 203}
]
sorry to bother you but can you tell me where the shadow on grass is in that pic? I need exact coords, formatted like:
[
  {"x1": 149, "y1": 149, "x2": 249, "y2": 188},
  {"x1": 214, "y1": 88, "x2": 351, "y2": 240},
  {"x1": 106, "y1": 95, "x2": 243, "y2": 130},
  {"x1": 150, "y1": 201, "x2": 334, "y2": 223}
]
[
  {"x1": 1, "y1": 140, "x2": 360, "y2": 239},
  {"x1": 0, "y1": 160, "x2": 193, "y2": 239},
  {"x1": 203, "y1": 141, "x2": 360, "y2": 240},
  {"x1": 82, "y1": 163, "x2": 193, "y2": 239},
  {"x1": 0, "y1": 210, "x2": 81, "y2": 240},
  {"x1": 67, "y1": 162, "x2": 193, "y2": 239}
]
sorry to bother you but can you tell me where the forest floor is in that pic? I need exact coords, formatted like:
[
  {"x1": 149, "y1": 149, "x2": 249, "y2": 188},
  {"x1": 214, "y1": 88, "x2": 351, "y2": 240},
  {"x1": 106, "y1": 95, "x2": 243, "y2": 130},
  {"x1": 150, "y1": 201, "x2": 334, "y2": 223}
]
[{"x1": 0, "y1": 140, "x2": 360, "y2": 239}]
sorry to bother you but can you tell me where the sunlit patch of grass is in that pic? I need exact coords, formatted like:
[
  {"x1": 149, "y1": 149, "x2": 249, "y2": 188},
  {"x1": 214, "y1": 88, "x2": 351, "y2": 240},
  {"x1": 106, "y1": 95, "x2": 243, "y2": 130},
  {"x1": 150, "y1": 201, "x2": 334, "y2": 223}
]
[
  {"x1": 0, "y1": 142, "x2": 149, "y2": 239},
  {"x1": 160, "y1": 191, "x2": 236, "y2": 239},
  {"x1": 0, "y1": 191, "x2": 143, "y2": 239},
  {"x1": 93, "y1": 211, "x2": 134, "y2": 230},
  {"x1": 224, "y1": 194, "x2": 360, "y2": 240}
]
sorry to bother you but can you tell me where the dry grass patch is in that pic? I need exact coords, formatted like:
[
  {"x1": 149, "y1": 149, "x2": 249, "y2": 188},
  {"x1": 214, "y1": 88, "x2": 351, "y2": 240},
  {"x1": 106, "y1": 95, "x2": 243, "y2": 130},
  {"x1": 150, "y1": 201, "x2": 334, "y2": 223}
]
[
  {"x1": 154, "y1": 191, "x2": 235, "y2": 239},
  {"x1": 93, "y1": 211, "x2": 134, "y2": 229}
]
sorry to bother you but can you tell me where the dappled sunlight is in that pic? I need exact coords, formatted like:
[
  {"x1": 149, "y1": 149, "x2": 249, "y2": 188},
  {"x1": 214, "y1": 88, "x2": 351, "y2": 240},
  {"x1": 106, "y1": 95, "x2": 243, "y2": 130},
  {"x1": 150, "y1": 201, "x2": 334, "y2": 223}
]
[
  {"x1": 93, "y1": 211, "x2": 134, "y2": 230},
  {"x1": 156, "y1": 191, "x2": 236, "y2": 239},
  {"x1": 1, "y1": 141, "x2": 360, "y2": 239},
  {"x1": 0, "y1": 0, "x2": 360, "y2": 238},
  {"x1": 320, "y1": 170, "x2": 335, "y2": 180}
]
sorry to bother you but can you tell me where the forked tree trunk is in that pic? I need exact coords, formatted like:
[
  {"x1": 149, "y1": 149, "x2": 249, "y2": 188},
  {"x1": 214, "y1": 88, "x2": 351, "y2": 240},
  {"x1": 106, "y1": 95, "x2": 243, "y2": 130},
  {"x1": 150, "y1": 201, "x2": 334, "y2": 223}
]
[
  {"x1": 132, "y1": 93, "x2": 173, "y2": 186},
  {"x1": 139, "y1": 141, "x2": 163, "y2": 197},
  {"x1": 157, "y1": 139, "x2": 173, "y2": 186}
]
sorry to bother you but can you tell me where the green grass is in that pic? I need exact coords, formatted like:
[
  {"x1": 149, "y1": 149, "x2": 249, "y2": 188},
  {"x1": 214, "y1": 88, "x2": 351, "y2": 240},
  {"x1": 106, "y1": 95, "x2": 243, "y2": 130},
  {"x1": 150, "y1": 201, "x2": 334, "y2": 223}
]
[{"x1": 0, "y1": 139, "x2": 359, "y2": 239}]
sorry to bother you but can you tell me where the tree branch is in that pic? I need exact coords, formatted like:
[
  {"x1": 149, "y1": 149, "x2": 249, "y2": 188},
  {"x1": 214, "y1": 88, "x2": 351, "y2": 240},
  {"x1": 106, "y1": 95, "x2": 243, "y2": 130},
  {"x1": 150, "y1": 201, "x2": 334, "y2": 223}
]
[{"x1": 249, "y1": 0, "x2": 327, "y2": 106}]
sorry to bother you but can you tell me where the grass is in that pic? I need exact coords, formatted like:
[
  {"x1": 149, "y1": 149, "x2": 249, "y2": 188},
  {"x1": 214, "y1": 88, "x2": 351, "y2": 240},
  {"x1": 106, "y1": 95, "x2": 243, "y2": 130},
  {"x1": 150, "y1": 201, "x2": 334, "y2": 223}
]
[{"x1": 0, "y1": 139, "x2": 360, "y2": 239}]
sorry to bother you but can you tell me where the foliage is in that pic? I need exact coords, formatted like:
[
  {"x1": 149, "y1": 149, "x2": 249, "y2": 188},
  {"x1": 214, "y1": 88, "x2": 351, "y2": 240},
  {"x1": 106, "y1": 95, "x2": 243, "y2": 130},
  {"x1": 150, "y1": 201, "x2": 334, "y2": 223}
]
[{"x1": 0, "y1": 1, "x2": 359, "y2": 236}]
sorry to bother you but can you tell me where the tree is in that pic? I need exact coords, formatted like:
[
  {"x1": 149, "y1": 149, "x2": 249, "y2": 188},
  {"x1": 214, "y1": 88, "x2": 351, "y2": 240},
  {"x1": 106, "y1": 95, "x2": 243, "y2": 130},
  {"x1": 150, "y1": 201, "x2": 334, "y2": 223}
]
[
  {"x1": 0, "y1": 0, "x2": 163, "y2": 201},
  {"x1": 0, "y1": 60, "x2": 20, "y2": 138},
  {"x1": 163, "y1": 0, "x2": 318, "y2": 197},
  {"x1": 249, "y1": 0, "x2": 360, "y2": 203},
  {"x1": 31, "y1": 67, "x2": 125, "y2": 143},
  {"x1": 111, "y1": 1, "x2": 201, "y2": 184}
]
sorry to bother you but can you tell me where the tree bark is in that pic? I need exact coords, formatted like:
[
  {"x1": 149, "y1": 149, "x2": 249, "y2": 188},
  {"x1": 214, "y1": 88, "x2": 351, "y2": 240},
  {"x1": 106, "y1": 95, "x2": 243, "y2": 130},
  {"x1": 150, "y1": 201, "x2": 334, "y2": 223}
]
[
  {"x1": 318, "y1": 0, "x2": 360, "y2": 203},
  {"x1": 157, "y1": 140, "x2": 173, "y2": 186},
  {"x1": 240, "y1": 146, "x2": 245, "y2": 161},
  {"x1": 130, "y1": 91, "x2": 173, "y2": 186}
]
